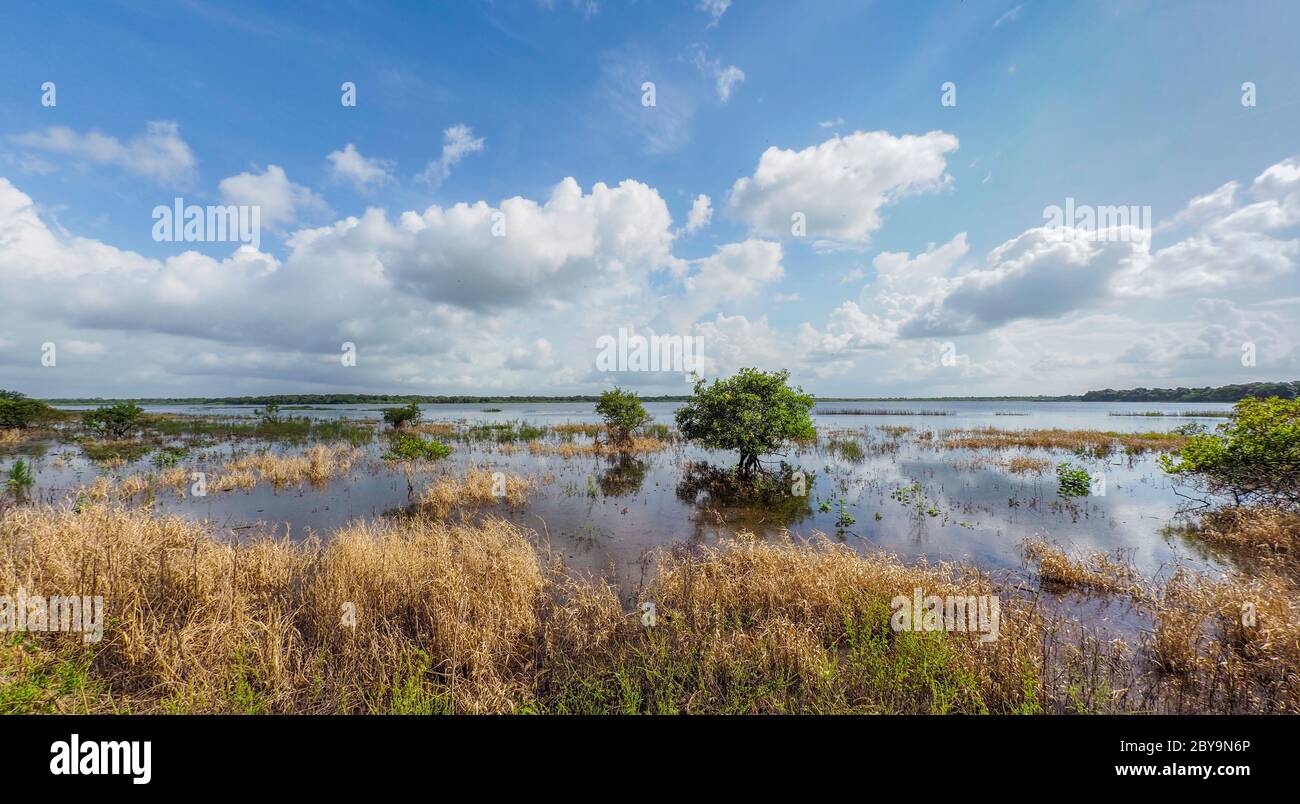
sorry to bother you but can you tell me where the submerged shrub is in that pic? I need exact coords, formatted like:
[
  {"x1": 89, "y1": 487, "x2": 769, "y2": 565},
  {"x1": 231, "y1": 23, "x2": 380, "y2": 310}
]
[
  {"x1": 0, "y1": 391, "x2": 54, "y2": 430},
  {"x1": 383, "y1": 432, "x2": 452, "y2": 462},
  {"x1": 382, "y1": 402, "x2": 423, "y2": 430},
  {"x1": 82, "y1": 402, "x2": 145, "y2": 439},
  {"x1": 675, "y1": 368, "x2": 816, "y2": 480},
  {"x1": 594, "y1": 388, "x2": 650, "y2": 445}
]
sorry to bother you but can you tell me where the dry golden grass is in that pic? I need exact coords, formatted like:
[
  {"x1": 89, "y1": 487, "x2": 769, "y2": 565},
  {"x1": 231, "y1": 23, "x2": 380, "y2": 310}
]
[
  {"x1": 551, "y1": 423, "x2": 604, "y2": 437},
  {"x1": 537, "y1": 534, "x2": 1052, "y2": 714},
  {"x1": 411, "y1": 422, "x2": 455, "y2": 437},
  {"x1": 0, "y1": 429, "x2": 25, "y2": 448},
  {"x1": 1148, "y1": 566, "x2": 1300, "y2": 711},
  {"x1": 1006, "y1": 456, "x2": 1052, "y2": 475},
  {"x1": 417, "y1": 469, "x2": 538, "y2": 519},
  {"x1": 940, "y1": 427, "x2": 1186, "y2": 455},
  {"x1": 1023, "y1": 537, "x2": 1143, "y2": 597},
  {"x1": 3, "y1": 503, "x2": 1297, "y2": 714},
  {"x1": 116, "y1": 473, "x2": 152, "y2": 499},
  {"x1": 219, "y1": 445, "x2": 359, "y2": 490},
  {"x1": 212, "y1": 469, "x2": 257, "y2": 493},
  {"x1": 1197, "y1": 506, "x2": 1300, "y2": 556},
  {"x1": 0, "y1": 504, "x2": 544, "y2": 714}
]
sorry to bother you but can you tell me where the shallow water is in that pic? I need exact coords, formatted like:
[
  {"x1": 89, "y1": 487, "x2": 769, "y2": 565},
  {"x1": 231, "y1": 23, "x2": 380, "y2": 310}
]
[{"x1": 3, "y1": 400, "x2": 1236, "y2": 596}]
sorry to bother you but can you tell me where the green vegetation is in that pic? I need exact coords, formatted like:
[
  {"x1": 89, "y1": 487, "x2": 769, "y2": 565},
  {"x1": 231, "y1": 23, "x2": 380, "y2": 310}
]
[
  {"x1": 0, "y1": 391, "x2": 56, "y2": 429},
  {"x1": 82, "y1": 402, "x2": 145, "y2": 439},
  {"x1": 1055, "y1": 462, "x2": 1091, "y2": 499},
  {"x1": 1160, "y1": 396, "x2": 1300, "y2": 508},
  {"x1": 257, "y1": 402, "x2": 281, "y2": 422},
  {"x1": 1082, "y1": 381, "x2": 1298, "y2": 402},
  {"x1": 383, "y1": 433, "x2": 452, "y2": 461},
  {"x1": 5, "y1": 459, "x2": 34, "y2": 495},
  {"x1": 147, "y1": 415, "x2": 372, "y2": 445},
  {"x1": 381, "y1": 402, "x2": 423, "y2": 430},
  {"x1": 455, "y1": 421, "x2": 547, "y2": 444},
  {"x1": 594, "y1": 388, "x2": 650, "y2": 445},
  {"x1": 675, "y1": 368, "x2": 816, "y2": 479}
]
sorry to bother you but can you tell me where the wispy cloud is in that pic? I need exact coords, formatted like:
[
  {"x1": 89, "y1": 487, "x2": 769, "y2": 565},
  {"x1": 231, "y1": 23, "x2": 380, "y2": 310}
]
[
  {"x1": 419, "y1": 125, "x2": 486, "y2": 186},
  {"x1": 10, "y1": 121, "x2": 197, "y2": 187},
  {"x1": 994, "y1": 3, "x2": 1024, "y2": 28}
]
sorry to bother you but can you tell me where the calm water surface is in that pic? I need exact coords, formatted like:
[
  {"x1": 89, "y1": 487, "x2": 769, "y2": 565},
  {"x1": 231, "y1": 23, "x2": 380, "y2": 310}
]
[{"x1": 4, "y1": 400, "x2": 1236, "y2": 596}]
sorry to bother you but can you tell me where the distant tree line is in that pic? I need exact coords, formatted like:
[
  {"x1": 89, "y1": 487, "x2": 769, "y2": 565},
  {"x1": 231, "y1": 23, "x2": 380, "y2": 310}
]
[
  {"x1": 1080, "y1": 381, "x2": 1299, "y2": 403},
  {"x1": 40, "y1": 394, "x2": 695, "y2": 405},
  {"x1": 33, "y1": 380, "x2": 1299, "y2": 406}
]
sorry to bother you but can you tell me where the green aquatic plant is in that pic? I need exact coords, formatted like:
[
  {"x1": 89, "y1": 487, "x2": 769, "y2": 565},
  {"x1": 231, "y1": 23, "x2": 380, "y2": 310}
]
[
  {"x1": 383, "y1": 433, "x2": 451, "y2": 461},
  {"x1": 6, "y1": 459, "x2": 34, "y2": 495},
  {"x1": 1055, "y1": 462, "x2": 1091, "y2": 499}
]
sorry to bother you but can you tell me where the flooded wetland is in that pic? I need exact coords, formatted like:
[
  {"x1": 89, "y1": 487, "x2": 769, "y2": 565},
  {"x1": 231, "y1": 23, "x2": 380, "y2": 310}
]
[
  {"x1": 6, "y1": 401, "x2": 1234, "y2": 587},
  {"x1": 3, "y1": 396, "x2": 1297, "y2": 714}
]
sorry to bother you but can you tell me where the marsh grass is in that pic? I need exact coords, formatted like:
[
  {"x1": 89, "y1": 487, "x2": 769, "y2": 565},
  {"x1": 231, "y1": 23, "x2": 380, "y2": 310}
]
[
  {"x1": 221, "y1": 445, "x2": 360, "y2": 490},
  {"x1": 1006, "y1": 456, "x2": 1051, "y2": 475},
  {"x1": 1022, "y1": 537, "x2": 1143, "y2": 597},
  {"x1": 417, "y1": 468, "x2": 538, "y2": 519},
  {"x1": 146, "y1": 414, "x2": 374, "y2": 445},
  {"x1": 2, "y1": 504, "x2": 1297, "y2": 713},
  {"x1": 939, "y1": 427, "x2": 1187, "y2": 456}
]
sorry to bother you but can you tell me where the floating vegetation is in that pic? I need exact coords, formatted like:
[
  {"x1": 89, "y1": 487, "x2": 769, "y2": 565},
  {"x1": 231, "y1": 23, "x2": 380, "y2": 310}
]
[{"x1": 1055, "y1": 462, "x2": 1092, "y2": 499}]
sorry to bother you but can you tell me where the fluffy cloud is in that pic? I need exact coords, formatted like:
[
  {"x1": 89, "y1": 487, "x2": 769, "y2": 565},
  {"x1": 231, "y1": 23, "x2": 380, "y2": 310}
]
[
  {"x1": 219, "y1": 165, "x2": 326, "y2": 229},
  {"x1": 899, "y1": 229, "x2": 1144, "y2": 337},
  {"x1": 683, "y1": 193, "x2": 712, "y2": 233},
  {"x1": 681, "y1": 239, "x2": 783, "y2": 310},
  {"x1": 727, "y1": 130, "x2": 959, "y2": 244},
  {"x1": 0, "y1": 176, "x2": 676, "y2": 371},
  {"x1": 3, "y1": 147, "x2": 1298, "y2": 398},
  {"x1": 889, "y1": 156, "x2": 1300, "y2": 338},
  {"x1": 9, "y1": 121, "x2": 196, "y2": 186},
  {"x1": 327, "y1": 143, "x2": 394, "y2": 191}
]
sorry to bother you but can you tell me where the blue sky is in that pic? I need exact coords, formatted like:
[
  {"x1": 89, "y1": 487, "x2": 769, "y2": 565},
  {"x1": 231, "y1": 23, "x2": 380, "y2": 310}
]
[{"x1": 2, "y1": 0, "x2": 1299, "y2": 397}]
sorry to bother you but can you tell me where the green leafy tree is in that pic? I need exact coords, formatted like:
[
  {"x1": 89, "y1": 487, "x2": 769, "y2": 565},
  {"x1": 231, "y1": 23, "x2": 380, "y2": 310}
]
[
  {"x1": 258, "y1": 402, "x2": 281, "y2": 422},
  {"x1": 594, "y1": 388, "x2": 650, "y2": 445},
  {"x1": 675, "y1": 368, "x2": 816, "y2": 479},
  {"x1": 82, "y1": 402, "x2": 145, "y2": 439},
  {"x1": 1159, "y1": 396, "x2": 1300, "y2": 508},
  {"x1": 0, "y1": 391, "x2": 53, "y2": 429},
  {"x1": 382, "y1": 402, "x2": 423, "y2": 430}
]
